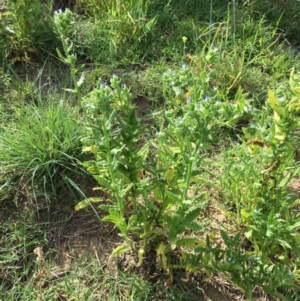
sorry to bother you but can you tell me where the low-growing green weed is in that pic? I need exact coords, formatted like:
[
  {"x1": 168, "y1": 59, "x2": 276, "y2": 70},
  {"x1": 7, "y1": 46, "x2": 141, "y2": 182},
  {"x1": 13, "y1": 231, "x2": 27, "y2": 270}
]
[{"x1": 76, "y1": 73, "x2": 212, "y2": 280}]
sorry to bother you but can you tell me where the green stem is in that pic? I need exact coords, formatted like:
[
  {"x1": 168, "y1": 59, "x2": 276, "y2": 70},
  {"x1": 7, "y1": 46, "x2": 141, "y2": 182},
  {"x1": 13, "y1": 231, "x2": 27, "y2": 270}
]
[{"x1": 60, "y1": 34, "x2": 82, "y2": 102}]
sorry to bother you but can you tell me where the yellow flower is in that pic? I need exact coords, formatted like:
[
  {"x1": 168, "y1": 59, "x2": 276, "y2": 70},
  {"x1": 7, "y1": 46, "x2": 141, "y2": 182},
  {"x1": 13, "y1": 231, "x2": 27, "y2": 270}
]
[{"x1": 182, "y1": 36, "x2": 188, "y2": 44}]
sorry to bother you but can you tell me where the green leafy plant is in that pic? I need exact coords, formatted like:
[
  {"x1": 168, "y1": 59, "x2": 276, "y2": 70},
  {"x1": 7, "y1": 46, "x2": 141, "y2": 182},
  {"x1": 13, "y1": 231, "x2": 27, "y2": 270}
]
[
  {"x1": 191, "y1": 232, "x2": 298, "y2": 301},
  {"x1": 215, "y1": 70, "x2": 300, "y2": 298},
  {"x1": 0, "y1": 0, "x2": 57, "y2": 62},
  {"x1": 75, "y1": 72, "x2": 216, "y2": 281},
  {"x1": 53, "y1": 7, "x2": 84, "y2": 101}
]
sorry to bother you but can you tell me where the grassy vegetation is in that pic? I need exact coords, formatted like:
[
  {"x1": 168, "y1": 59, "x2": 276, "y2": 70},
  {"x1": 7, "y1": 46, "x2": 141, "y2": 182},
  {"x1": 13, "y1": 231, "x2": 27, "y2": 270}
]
[{"x1": 1, "y1": 0, "x2": 300, "y2": 300}]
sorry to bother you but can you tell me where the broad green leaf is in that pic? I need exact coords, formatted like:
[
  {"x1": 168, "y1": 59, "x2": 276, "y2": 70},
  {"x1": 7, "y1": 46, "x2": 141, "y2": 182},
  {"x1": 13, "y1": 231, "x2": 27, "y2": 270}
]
[
  {"x1": 268, "y1": 90, "x2": 287, "y2": 118},
  {"x1": 190, "y1": 175, "x2": 206, "y2": 184},
  {"x1": 220, "y1": 230, "x2": 231, "y2": 247},
  {"x1": 163, "y1": 165, "x2": 176, "y2": 181},
  {"x1": 273, "y1": 111, "x2": 280, "y2": 122},
  {"x1": 176, "y1": 238, "x2": 206, "y2": 248},
  {"x1": 274, "y1": 124, "x2": 285, "y2": 140},
  {"x1": 182, "y1": 207, "x2": 202, "y2": 225},
  {"x1": 111, "y1": 245, "x2": 131, "y2": 257},
  {"x1": 240, "y1": 209, "x2": 249, "y2": 220},
  {"x1": 82, "y1": 146, "x2": 98, "y2": 154},
  {"x1": 163, "y1": 214, "x2": 176, "y2": 228},
  {"x1": 245, "y1": 230, "x2": 252, "y2": 239},
  {"x1": 275, "y1": 134, "x2": 286, "y2": 141},
  {"x1": 153, "y1": 186, "x2": 163, "y2": 202},
  {"x1": 165, "y1": 190, "x2": 181, "y2": 206},
  {"x1": 184, "y1": 222, "x2": 203, "y2": 231},
  {"x1": 168, "y1": 147, "x2": 181, "y2": 154},
  {"x1": 75, "y1": 197, "x2": 102, "y2": 211},
  {"x1": 115, "y1": 166, "x2": 130, "y2": 183}
]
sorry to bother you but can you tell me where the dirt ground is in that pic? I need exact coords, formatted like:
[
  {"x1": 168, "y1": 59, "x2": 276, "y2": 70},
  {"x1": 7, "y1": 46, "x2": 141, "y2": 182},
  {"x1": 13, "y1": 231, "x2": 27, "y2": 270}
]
[{"x1": 43, "y1": 205, "x2": 277, "y2": 301}]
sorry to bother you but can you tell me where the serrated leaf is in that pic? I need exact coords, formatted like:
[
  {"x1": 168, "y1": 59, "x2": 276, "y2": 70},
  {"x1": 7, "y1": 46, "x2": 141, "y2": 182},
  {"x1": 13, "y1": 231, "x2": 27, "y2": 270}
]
[{"x1": 268, "y1": 90, "x2": 287, "y2": 118}]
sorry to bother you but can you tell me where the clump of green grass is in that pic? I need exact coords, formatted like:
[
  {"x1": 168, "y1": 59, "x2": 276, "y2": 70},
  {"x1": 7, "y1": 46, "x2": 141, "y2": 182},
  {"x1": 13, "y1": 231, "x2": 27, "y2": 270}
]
[{"x1": 0, "y1": 100, "x2": 87, "y2": 204}]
